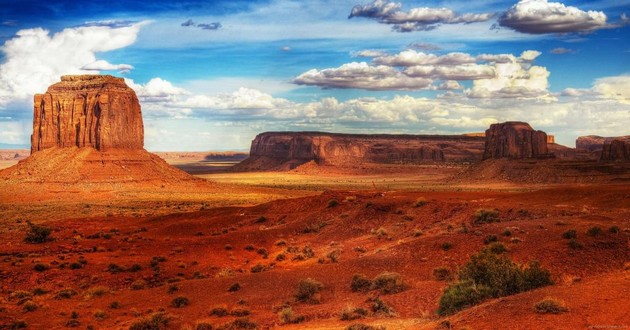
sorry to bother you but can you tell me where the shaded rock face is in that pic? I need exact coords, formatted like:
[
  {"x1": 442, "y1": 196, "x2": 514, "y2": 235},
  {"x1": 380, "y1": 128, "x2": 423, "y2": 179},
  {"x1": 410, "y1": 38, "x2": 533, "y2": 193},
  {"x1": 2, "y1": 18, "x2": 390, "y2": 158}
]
[
  {"x1": 576, "y1": 135, "x2": 611, "y2": 153},
  {"x1": 31, "y1": 75, "x2": 144, "y2": 153},
  {"x1": 483, "y1": 122, "x2": 549, "y2": 160},
  {"x1": 239, "y1": 132, "x2": 485, "y2": 170},
  {"x1": 601, "y1": 137, "x2": 630, "y2": 161}
]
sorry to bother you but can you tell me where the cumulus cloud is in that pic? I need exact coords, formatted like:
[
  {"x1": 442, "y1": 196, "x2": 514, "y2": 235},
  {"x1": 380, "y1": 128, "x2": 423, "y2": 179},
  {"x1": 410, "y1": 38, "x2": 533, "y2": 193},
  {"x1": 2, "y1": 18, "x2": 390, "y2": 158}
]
[
  {"x1": 349, "y1": 0, "x2": 494, "y2": 32},
  {"x1": 466, "y1": 61, "x2": 551, "y2": 99},
  {"x1": 292, "y1": 62, "x2": 433, "y2": 91},
  {"x1": 407, "y1": 42, "x2": 442, "y2": 51},
  {"x1": 374, "y1": 50, "x2": 476, "y2": 66},
  {"x1": 352, "y1": 49, "x2": 388, "y2": 58},
  {"x1": 497, "y1": 0, "x2": 609, "y2": 34},
  {"x1": 81, "y1": 60, "x2": 134, "y2": 72},
  {"x1": 405, "y1": 64, "x2": 495, "y2": 80},
  {"x1": 592, "y1": 74, "x2": 630, "y2": 104},
  {"x1": 0, "y1": 22, "x2": 145, "y2": 107},
  {"x1": 181, "y1": 19, "x2": 222, "y2": 31},
  {"x1": 126, "y1": 78, "x2": 189, "y2": 103}
]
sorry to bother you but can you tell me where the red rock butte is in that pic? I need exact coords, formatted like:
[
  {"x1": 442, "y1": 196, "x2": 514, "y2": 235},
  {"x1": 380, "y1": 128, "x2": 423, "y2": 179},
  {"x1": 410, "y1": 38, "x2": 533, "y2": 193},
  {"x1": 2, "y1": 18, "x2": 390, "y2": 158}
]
[{"x1": 31, "y1": 75, "x2": 144, "y2": 153}]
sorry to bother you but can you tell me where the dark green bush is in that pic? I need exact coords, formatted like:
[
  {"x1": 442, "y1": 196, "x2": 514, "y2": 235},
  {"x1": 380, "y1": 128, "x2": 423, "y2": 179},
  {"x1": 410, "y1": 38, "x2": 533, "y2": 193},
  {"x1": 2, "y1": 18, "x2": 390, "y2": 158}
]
[
  {"x1": 438, "y1": 248, "x2": 552, "y2": 315},
  {"x1": 295, "y1": 278, "x2": 324, "y2": 304},
  {"x1": 129, "y1": 312, "x2": 172, "y2": 330},
  {"x1": 433, "y1": 267, "x2": 453, "y2": 281},
  {"x1": 568, "y1": 239, "x2": 583, "y2": 249},
  {"x1": 327, "y1": 199, "x2": 339, "y2": 208},
  {"x1": 562, "y1": 229, "x2": 577, "y2": 239},
  {"x1": 171, "y1": 296, "x2": 189, "y2": 308},
  {"x1": 483, "y1": 235, "x2": 498, "y2": 244},
  {"x1": 350, "y1": 274, "x2": 372, "y2": 292},
  {"x1": 24, "y1": 221, "x2": 52, "y2": 243},
  {"x1": 370, "y1": 272, "x2": 407, "y2": 294},
  {"x1": 534, "y1": 298, "x2": 568, "y2": 314},
  {"x1": 473, "y1": 209, "x2": 500, "y2": 224},
  {"x1": 587, "y1": 226, "x2": 602, "y2": 237}
]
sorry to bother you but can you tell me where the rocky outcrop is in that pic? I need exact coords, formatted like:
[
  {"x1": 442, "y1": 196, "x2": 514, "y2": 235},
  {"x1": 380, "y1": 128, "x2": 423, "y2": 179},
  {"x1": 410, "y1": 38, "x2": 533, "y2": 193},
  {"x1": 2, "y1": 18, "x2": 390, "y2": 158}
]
[
  {"x1": 236, "y1": 132, "x2": 485, "y2": 170},
  {"x1": 601, "y1": 136, "x2": 630, "y2": 161},
  {"x1": 576, "y1": 135, "x2": 612, "y2": 153},
  {"x1": 31, "y1": 75, "x2": 143, "y2": 153},
  {"x1": 483, "y1": 122, "x2": 550, "y2": 160}
]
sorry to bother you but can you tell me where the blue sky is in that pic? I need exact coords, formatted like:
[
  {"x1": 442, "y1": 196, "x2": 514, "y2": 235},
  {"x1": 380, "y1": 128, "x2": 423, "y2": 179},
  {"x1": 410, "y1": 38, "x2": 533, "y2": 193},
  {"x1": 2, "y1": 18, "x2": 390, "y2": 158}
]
[{"x1": 0, "y1": 0, "x2": 629, "y2": 150}]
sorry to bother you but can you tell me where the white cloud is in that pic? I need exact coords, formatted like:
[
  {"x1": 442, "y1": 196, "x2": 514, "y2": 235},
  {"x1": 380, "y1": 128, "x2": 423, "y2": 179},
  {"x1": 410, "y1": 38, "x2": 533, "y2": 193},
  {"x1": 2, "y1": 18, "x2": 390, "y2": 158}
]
[
  {"x1": 498, "y1": 0, "x2": 609, "y2": 34},
  {"x1": 292, "y1": 62, "x2": 433, "y2": 91},
  {"x1": 0, "y1": 22, "x2": 146, "y2": 107},
  {"x1": 466, "y1": 61, "x2": 552, "y2": 99},
  {"x1": 349, "y1": 0, "x2": 494, "y2": 32},
  {"x1": 405, "y1": 64, "x2": 495, "y2": 80},
  {"x1": 81, "y1": 60, "x2": 134, "y2": 72},
  {"x1": 592, "y1": 74, "x2": 630, "y2": 104},
  {"x1": 373, "y1": 50, "x2": 476, "y2": 66},
  {"x1": 126, "y1": 77, "x2": 189, "y2": 103}
]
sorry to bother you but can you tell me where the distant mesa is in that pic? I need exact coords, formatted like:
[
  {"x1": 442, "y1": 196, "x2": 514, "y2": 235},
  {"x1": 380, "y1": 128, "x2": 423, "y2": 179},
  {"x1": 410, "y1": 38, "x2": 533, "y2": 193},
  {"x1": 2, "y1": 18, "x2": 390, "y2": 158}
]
[
  {"x1": 31, "y1": 75, "x2": 143, "y2": 153},
  {"x1": 234, "y1": 132, "x2": 486, "y2": 171},
  {"x1": 601, "y1": 136, "x2": 630, "y2": 161},
  {"x1": 482, "y1": 121, "x2": 551, "y2": 160}
]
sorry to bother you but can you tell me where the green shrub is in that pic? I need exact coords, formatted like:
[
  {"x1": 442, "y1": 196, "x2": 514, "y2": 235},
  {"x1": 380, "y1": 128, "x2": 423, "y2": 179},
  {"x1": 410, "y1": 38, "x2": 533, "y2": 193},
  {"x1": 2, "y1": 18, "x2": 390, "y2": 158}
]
[
  {"x1": 609, "y1": 226, "x2": 620, "y2": 233},
  {"x1": 171, "y1": 296, "x2": 190, "y2": 308},
  {"x1": 370, "y1": 272, "x2": 407, "y2": 294},
  {"x1": 534, "y1": 298, "x2": 568, "y2": 314},
  {"x1": 210, "y1": 306, "x2": 229, "y2": 317},
  {"x1": 433, "y1": 267, "x2": 453, "y2": 281},
  {"x1": 483, "y1": 235, "x2": 498, "y2": 244},
  {"x1": 129, "y1": 312, "x2": 172, "y2": 330},
  {"x1": 8, "y1": 320, "x2": 28, "y2": 329},
  {"x1": 369, "y1": 297, "x2": 396, "y2": 317},
  {"x1": 327, "y1": 199, "x2": 339, "y2": 208},
  {"x1": 340, "y1": 306, "x2": 368, "y2": 321},
  {"x1": 218, "y1": 317, "x2": 257, "y2": 329},
  {"x1": 24, "y1": 221, "x2": 52, "y2": 243},
  {"x1": 414, "y1": 197, "x2": 428, "y2": 207},
  {"x1": 230, "y1": 308, "x2": 250, "y2": 317},
  {"x1": 33, "y1": 263, "x2": 50, "y2": 272},
  {"x1": 568, "y1": 239, "x2": 583, "y2": 249},
  {"x1": 441, "y1": 242, "x2": 453, "y2": 251},
  {"x1": 473, "y1": 209, "x2": 500, "y2": 224},
  {"x1": 346, "y1": 324, "x2": 383, "y2": 330},
  {"x1": 295, "y1": 278, "x2": 324, "y2": 303},
  {"x1": 562, "y1": 229, "x2": 577, "y2": 239},
  {"x1": 228, "y1": 283, "x2": 241, "y2": 292},
  {"x1": 502, "y1": 229, "x2": 512, "y2": 236},
  {"x1": 587, "y1": 226, "x2": 602, "y2": 237},
  {"x1": 54, "y1": 288, "x2": 77, "y2": 300},
  {"x1": 109, "y1": 301, "x2": 121, "y2": 309},
  {"x1": 254, "y1": 216, "x2": 267, "y2": 223},
  {"x1": 278, "y1": 306, "x2": 306, "y2": 324},
  {"x1": 195, "y1": 322, "x2": 214, "y2": 330},
  {"x1": 131, "y1": 280, "x2": 146, "y2": 290},
  {"x1": 22, "y1": 300, "x2": 38, "y2": 312},
  {"x1": 488, "y1": 242, "x2": 508, "y2": 254},
  {"x1": 437, "y1": 248, "x2": 552, "y2": 315},
  {"x1": 350, "y1": 274, "x2": 372, "y2": 292}
]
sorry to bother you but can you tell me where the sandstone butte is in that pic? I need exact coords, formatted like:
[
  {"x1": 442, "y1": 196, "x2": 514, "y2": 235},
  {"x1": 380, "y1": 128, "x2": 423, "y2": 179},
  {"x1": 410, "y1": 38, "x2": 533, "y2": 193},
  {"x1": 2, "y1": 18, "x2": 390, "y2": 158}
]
[
  {"x1": 482, "y1": 121, "x2": 550, "y2": 160},
  {"x1": 31, "y1": 75, "x2": 144, "y2": 153},
  {"x1": 601, "y1": 136, "x2": 630, "y2": 161}
]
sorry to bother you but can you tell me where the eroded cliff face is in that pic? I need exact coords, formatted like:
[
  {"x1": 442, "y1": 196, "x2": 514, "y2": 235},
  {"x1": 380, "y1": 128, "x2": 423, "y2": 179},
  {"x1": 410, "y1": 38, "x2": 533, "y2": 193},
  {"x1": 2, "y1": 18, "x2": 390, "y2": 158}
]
[
  {"x1": 239, "y1": 132, "x2": 485, "y2": 170},
  {"x1": 601, "y1": 137, "x2": 630, "y2": 161},
  {"x1": 483, "y1": 122, "x2": 550, "y2": 160},
  {"x1": 31, "y1": 75, "x2": 144, "y2": 153}
]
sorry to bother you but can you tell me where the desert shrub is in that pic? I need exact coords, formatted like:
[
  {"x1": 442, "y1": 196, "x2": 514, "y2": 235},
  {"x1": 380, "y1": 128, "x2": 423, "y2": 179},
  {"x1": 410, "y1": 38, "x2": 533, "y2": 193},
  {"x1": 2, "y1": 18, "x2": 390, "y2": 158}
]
[
  {"x1": 350, "y1": 274, "x2": 372, "y2": 292},
  {"x1": 129, "y1": 264, "x2": 142, "y2": 272},
  {"x1": 7, "y1": 320, "x2": 28, "y2": 329},
  {"x1": 568, "y1": 239, "x2": 583, "y2": 249},
  {"x1": 275, "y1": 253, "x2": 286, "y2": 261},
  {"x1": 327, "y1": 199, "x2": 339, "y2": 208},
  {"x1": 33, "y1": 263, "x2": 50, "y2": 272},
  {"x1": 93, "y1": 310, "x2": 107, "y2": 320},
  {"x1": 31, "y1": 287, "x2": 48, "y2": 296},
  {"x1": 216, "y1": 268, "x2": 235, "y2": 278},
  {"x1": 224, "y1": 244, "x2": 233, "y2": 251},
  {"x1": 278, "y1": 307, "x2": 306, "y2": 324},
  {"x1": 433, "y1": 267, "x2": 453, "y2": 281},
  {"x1": 167, "y1": 285, "x2": 178, "y2": 294},
  {"x1": 109, "y1": 301, "x2": 121, "y2": 309},
  {"x1": 210, "y1": 306, "x2": 229, "y2": 317},
  {"x1": 244, "y1": 244, "x2": 255, "y2": 251},
  {"x1": 441, "y1": 242, "x2": 453, "y2": 251},
  {"x1": 502, "y1": 229, "x2": 512, "y2": 236},
  {"x1": 65, "y1": 319, "x2": 80, "y2": 327},
  {"x1": 302, "y1": 245, "x2": 315, "y2": 258},
  {"x1": 438, "y1": 248, "x2": 552, "y2": 315},
  {"x1": 327, "y1": 249, "x2": 341, "y2": 263},
  {"x1": 228, "y1": 283, "x2": 241, "y2": 292},
  {"x1": 217, "y1": 317, "x2": 257, "y2": 330},
  {"x1": 414, "y1": 197, "x2": 428, "y2": 207},
  {"x1": 340, "y1": 306, "x2": 368, "y2": 321},
  {"x1": 372, "y1": 227, "x2": 388, "y2": 239},
  {"x1": 562, "y1": 229, "x2": 577, "y2": 239},
  {"x1": 230, "y1": 308, "x2": 250, "y2": 317},
  {"x1": 250, "y1": 263, "x2": 268, "y2": 273},
  {"x1": 131, "y1": 280, "x2": 146, "y2": 290},
  {"x1": 22, "y1": 300, "x2": 38, "y2": 312},
  {"x1": 24, "y1": 221, "x2": 52, "y2": 243},
  {"x1": 587, "y1": 226, "x2": 602, "y2": 237},
  {"x1": 483, "y1": 235, "x2": 498, "y2": 244},
  {"x1": 129, "y1": 312, "x2": 172, "y2": 330},
  {"x1": 369, "y1": 297, "x2": 396, "y2": 317},
  {"x1": 69, "y1": 262, "x2": 83, "y2": 270},
  {"x1": 54, "y1": 288, "x2": 77, "y2": 300},
  {"x1": 473, "y1": 209, "x2": 500, "y2": 224},
  {"x1": 274, "y1": 239, "x2": 287, "y2": 246},
  {"x1": 488, "y1": 242, "x2": 508, "y2": 254},
  {"x1": 295, "y1": 278, "x2": 324, "y2": 303},
  {"x1": 534, "y1": 298, "x2": 568, "y2": 314},
  {"x1": 171, "y1": 296, "x2": 190, "y2": 308},
  {"x1": 609, "y1": 226, "x2": 620, "y2": 233},
  {"x1": 256, "y1": 248, "x2": 268, "y2": 257},
  {"x1": 370, "y1": 272, "x2": 407, "y2": 294},
  {"x1": 107, "y1": 263, "x2": 125, "y2": 273},
  {"x1": 85, "y1": 286, "x2": 109, "y2": 298},
  {"x1": 195, "y1": 322, "x2": 214, "y2": 330},
  {"x1": 254, "y1": 216, "x2": 267, "y2": 223},
  {"x1": 304, "y1": 222, "x2": 328, "y2": 233},
  {"x1": 346, "y1": 324, "x2": 383, "y2": 330}
]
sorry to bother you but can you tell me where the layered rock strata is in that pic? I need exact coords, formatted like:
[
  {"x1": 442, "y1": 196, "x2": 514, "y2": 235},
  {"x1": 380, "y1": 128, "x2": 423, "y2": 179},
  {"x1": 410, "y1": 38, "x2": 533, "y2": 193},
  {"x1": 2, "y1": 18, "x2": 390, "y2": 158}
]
[{"x1": 483, "y1": 122, "x2": 550, "y2": 160}]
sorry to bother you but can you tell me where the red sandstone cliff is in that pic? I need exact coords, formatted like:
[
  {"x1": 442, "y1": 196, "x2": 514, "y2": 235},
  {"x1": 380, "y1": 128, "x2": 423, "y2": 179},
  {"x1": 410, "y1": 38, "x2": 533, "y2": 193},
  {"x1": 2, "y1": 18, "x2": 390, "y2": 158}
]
[
  {"x1": 236, "y1": 132, "x2": 485, "y2": 171},
  {"x1": 31, "y1": 75, "x2": 144, "y2": 153},
  {"x1": 601, "y1": 136, "x2": 630, "y2": 161},
  {"x1": 483, "y1": 122, "x2": 550, "y2": 160}
]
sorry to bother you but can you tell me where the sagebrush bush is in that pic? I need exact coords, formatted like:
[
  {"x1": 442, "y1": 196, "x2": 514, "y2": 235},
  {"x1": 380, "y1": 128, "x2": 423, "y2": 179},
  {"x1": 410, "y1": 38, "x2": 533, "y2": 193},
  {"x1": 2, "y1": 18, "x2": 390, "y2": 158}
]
[
  {"x1": 24, "y1": 221, "x2": 52, "y2": 243},
  {"x1": 327, "y1": 199, "x2": 339, "y2": 208},
  {"x1": 295, "y1": 278, "x2": 324, "y2": 303},
  {"x1": 414, "y1": 197, "x2": 428, "y2": 207},
  {"x1": 562, "y1": 230, "x2": 577, "y2": 239},
  {"x1": 340, "y1": 306, "x2": 368, "y2": 321},
  {"x1": 534, "y1": 298, "x2": 568, "y2": 314},
  {"x1": 129, "y1": 312, "x2": 172, "y2": 330},
  {"x1": 370, "y1": 272, "x2": 407, "y2": 294},
  {"x1": 350, "y1": 274, "x2": 372, "y2": 292},
  {"x1": 171, "y1": 296, "x2": 190, "y2": 308},
  {"x1": 278, "y1": 306, "x2": 306, "y2": 324},
  {"x1": 433, "y1": 267, "x2": 453, "y2": 281},
  {"x1": 438, "y1": 248, "x2": 552, "y2": 315},
  {"x1": 587, "y1": 226, "x2": 602, "y2": 237},
  {"x1": 473, "y1": 209, "x2": 500, "y2": 224},
  {"x1": 369, "y1": 297, "x2": 396, "y2": 316}
]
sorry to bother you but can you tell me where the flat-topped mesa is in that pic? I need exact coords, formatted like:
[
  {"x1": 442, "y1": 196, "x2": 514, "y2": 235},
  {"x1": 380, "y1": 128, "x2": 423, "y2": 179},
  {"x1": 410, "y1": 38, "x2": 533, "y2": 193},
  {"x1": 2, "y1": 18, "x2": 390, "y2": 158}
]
[
  {"x1": 31, "y1": 75, "x2": 144, "y2": 153},
  {"x1": 483, "y1": 121, "x2": 550, "y2": 160},
  {"x1": 601, "y1": 136, "x2": 630, "y2": 161},
  {"x1": 238, "y1": 131, "x2": 486, "y2": 170}
]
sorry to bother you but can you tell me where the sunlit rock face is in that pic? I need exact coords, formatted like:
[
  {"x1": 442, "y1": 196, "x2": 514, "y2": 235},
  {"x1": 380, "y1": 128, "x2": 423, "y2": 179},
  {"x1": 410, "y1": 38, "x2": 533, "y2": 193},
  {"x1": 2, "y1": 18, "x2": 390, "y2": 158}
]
[
  {"x1": 31, "y1": 75, "x2": 144, "y2": 153},
  {"x1": 483, "y1": 121, "x2": 549, "y2": 160}
]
